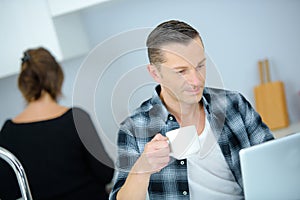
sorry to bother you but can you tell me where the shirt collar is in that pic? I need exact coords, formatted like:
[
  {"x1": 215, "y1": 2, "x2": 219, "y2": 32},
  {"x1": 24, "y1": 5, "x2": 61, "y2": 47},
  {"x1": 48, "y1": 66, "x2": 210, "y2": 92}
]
[
  {"x1": 202, "y1": 88, "x2": 212, "y2": 115},
  {"x1": 149, "y1": 85, "x2": 212, "y2": 123},
  {"x1": 149, "y1": 85, "x2": 170, "y2": 122}
]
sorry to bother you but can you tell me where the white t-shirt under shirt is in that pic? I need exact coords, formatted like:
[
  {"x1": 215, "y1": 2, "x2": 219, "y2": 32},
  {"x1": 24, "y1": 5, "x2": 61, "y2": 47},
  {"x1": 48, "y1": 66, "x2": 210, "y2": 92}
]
[{"x1": 187, "y1": 118, "x2": 244, "y2": 200}]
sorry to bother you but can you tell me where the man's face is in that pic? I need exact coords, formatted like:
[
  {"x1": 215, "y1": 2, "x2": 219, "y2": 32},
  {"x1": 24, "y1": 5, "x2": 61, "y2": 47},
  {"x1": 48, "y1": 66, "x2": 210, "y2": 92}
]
[{"x1": 155, "y1": 37, "x2": 206, "y2": 105}]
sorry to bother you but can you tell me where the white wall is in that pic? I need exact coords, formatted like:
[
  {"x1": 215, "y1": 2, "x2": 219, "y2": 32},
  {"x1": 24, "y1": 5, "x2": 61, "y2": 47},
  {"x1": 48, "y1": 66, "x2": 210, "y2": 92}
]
[
  {"x1": 1, "y1": 0, "x2": 300, "y2": 160},
  {"x1": 80, "y1": 0, "x2": 300, "y2": 128}
]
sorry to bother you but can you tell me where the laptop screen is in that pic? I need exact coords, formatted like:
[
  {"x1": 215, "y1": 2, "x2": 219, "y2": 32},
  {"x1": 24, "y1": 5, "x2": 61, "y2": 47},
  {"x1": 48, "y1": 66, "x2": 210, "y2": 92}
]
[{"x1": 239, "y1": 132, "x2": 300, "y2": 200}]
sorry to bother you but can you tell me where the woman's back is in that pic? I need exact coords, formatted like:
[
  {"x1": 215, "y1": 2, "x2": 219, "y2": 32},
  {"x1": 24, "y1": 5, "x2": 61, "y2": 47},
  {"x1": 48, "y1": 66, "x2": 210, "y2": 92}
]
[{"x1": 0, "y1": 108, "x2": 114, "y2": 200}]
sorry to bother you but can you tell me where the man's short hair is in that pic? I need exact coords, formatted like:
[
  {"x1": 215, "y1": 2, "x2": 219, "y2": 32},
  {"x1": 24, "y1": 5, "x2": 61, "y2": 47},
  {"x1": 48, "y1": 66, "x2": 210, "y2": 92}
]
[{"x1": 146, "y1": 20, "x2": 204, "y2": 67}]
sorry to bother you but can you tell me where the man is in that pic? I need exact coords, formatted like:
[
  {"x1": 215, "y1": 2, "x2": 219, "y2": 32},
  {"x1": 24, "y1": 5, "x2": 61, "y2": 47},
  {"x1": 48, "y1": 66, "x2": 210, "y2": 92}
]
[{"x1": 109, "y1": 20, "x2": 273, "y2": 200}]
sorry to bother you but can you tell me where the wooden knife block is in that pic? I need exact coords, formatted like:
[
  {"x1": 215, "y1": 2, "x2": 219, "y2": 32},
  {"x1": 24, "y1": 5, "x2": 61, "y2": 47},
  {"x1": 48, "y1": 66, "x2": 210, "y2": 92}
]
[{"x1": 254, "y1": 81, "x2": 289, "y2": 130}]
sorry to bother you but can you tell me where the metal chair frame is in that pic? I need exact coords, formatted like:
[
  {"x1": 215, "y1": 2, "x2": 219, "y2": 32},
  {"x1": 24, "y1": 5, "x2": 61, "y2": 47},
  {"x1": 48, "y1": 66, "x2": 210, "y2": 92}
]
[{"x1": 0, "y1": 147, "x2": 33, "y2": 200}]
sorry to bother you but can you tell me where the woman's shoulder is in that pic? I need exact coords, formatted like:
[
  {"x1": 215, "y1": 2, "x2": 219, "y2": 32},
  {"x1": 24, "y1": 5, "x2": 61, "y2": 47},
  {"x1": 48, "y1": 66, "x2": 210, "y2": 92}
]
[
  {"x1": 69, "y1": 107, "x2": 91, "y2": 118},
  {"x1": 0, "y1": 119, "x2": 14, "y2": 131},
  {"x1": 70, "y1": 106, "x2": 88, "y2": 113}
]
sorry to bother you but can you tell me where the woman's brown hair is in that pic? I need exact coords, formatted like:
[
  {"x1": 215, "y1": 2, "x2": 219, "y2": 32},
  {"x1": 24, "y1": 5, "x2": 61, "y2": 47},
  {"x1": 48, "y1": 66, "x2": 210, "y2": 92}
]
[{"x1": 18, "y1": 47, "x2": 64, "y2": 102}]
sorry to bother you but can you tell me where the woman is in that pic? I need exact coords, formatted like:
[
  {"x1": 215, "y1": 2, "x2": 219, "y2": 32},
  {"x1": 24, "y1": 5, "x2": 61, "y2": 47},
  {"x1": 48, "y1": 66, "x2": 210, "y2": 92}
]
[{"x1": 0, "y1": 47, "x2": 114, "y2": 200}]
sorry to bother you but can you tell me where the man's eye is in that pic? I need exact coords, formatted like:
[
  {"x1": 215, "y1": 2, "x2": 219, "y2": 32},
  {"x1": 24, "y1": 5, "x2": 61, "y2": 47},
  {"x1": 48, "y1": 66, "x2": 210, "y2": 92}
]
[
  {"x1": 196, "y1": 65, "x2": 205, "y2": 71},
  {"x1": 177, "y1": 70, "x2": 186, "y2": 74}
]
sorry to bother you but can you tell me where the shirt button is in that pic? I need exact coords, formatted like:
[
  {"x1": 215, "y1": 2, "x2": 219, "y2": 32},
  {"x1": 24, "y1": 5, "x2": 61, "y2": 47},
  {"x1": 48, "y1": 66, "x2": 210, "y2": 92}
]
[
  {"x1": 169, "y1": 116, "x2": 173, "y2": 121},
  {"x1": 183, "y1": 191, "x2": 188, "y2": 195},
  {"x1": 180, "y1": 161, "x2": 185, "y2": 165}
]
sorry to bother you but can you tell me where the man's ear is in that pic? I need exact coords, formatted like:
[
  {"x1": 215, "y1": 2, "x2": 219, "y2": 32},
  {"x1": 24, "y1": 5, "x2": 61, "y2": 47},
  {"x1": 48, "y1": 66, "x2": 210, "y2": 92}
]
[{"x1": 147, "y1": 64, "x2": 161, "y2": 82}]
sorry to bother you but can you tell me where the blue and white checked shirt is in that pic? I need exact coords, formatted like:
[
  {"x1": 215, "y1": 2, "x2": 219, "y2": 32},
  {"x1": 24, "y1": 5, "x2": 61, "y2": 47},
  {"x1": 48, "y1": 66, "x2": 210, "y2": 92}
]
[{"x1": 109, "y1": 86, "x2": 274, "y2": 200}]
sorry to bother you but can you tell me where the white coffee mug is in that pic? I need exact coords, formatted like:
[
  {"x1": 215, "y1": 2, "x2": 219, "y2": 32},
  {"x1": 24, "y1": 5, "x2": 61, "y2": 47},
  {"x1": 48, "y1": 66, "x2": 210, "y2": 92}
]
[{"x1": 166, "y1": 125, "x2": 200, "y2": 160}]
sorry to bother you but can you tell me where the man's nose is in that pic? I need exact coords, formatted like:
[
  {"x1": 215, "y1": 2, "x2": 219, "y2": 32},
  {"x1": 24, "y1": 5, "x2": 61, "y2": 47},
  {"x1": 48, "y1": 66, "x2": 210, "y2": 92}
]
[{"x1": 186, "y1": 68, "x2": 202, "y2": 86}]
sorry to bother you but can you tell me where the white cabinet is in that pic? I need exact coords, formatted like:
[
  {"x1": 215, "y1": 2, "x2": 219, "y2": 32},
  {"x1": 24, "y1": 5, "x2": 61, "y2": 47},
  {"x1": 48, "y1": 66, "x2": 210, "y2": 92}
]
[
  {"x1": 47, "y1": 0, "x2": 109, "y2": 17},
  {"x1": 0, "y1": 0, "x2": 62, "y2": 79},
  {"x1": 53, "y1": 12, "x2": 90, "y2": 61},
  {"x1": 0, "y1": 0, "x2": 109, "y2": 79},
  {"x1": 48, "y1": 0, "x2": 110, "y2": 60}
]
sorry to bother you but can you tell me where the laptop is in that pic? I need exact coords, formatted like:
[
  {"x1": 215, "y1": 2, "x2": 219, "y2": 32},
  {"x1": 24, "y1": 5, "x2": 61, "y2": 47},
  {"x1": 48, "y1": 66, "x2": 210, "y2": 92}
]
[{"x1": 239, "y1": 132, "x2": 300, "y2": 200}]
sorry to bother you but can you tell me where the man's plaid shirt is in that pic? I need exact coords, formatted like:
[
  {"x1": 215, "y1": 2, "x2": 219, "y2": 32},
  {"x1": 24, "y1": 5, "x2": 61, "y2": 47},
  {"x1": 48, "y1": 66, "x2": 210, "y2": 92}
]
[{"x1": 109, "y1": 86, "x2": 274, "y2": 200}]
